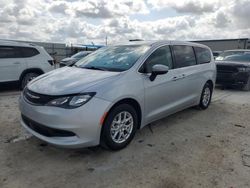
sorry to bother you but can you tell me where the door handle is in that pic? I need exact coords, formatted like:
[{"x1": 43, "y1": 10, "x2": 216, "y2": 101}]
[
  {"x1": 14, "y1": 62, "x2": 20, "y2": 65},
  {"x1": 172, "y1": 74, "x2": 187, "y2": 81},
  {"x1": 172, "y1": 76, "x2": 182, "y2": 81}
]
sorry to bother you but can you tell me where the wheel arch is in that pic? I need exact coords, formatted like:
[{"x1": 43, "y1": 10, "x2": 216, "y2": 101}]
[
  {"x1": 206, "y1": 80, "x2": 214, "y2": 90},
  {"x1": 103, "y1": 98, "x2": 142, "y2": 129},
  {"x1": 19, "y1": 68, "x2": 44, "y2": 82}
]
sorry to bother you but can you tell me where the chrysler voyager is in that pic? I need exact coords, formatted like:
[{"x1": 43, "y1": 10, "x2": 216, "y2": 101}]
[{"x1": 19, "y1": 41, "x2": 216, "y2": 150}]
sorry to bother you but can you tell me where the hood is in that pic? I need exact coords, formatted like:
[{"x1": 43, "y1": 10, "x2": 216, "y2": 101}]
[
  {"x1": 27, "y1": 67, "x2": 121, "y2": 95},
  {"x1": 215, "y1": 60, "x2": 250, "y2": 67}
]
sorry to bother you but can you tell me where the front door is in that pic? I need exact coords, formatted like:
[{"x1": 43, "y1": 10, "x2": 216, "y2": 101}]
[{"x1": 140, "y1": 45, "x2": 188, "y2": 124}]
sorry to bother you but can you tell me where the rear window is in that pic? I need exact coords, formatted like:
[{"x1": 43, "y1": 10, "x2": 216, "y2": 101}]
[
  {"x1": 194, "y1": 47, "x2": 211, "y2": 64},
  {"x1": 0, "y1": 46, "x2": 39, "y2": 58},
  {"x1": 172, "y1": 45, "x2": 196, "y2": 68}
]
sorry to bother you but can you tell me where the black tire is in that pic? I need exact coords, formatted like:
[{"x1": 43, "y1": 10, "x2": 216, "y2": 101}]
[
  {"x1": 101, "y1": 104, "x2": 138, "y2": 150},
  {"x1": 242, "y1": 78, "x2": 250, "y2": 91},
  {"x1": 198, "y1": 82, "x2": 212, "y2": 110},
  {"x1": 21, "y1": 72, "x2": 39, "y2": 89}
]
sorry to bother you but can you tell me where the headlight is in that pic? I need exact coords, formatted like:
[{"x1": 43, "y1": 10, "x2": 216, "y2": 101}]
[{"x1": 46, "y1": 93, "x2": 96, "y2": 108}]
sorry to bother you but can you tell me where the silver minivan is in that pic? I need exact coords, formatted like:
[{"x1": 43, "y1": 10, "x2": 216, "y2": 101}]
[{"x1": 19, "y1": 41, "x2": 216, "y2": 150}]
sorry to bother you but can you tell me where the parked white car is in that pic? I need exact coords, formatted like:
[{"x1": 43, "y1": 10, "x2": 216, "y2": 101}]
[{"x1": 0, "y1": 40, "x2": 54, "y2": 88}]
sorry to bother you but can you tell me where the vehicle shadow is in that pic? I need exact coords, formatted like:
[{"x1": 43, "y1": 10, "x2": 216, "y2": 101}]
[
  {"x1": 215, "y1": 84, "x2": 246, "y2": 91},
  {"x1": 0, "y1": 83, "x2": 20, "y2": 92}
]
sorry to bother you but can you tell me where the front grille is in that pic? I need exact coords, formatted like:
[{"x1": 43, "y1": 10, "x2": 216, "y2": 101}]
[
  {"x1": 216, "y1": 65, "x2": 238, "y2": 73},
  {"x1": 23, "y1": 88, "x2": 56, "y2": 105},
  {"x1": 22, "y1": 115, "x2": 76, "y2": 137}
]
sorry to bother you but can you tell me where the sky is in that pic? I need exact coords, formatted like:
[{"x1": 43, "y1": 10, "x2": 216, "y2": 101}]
[{"x1": 0, "y1": 0, "x2": 250, "y2": 45}]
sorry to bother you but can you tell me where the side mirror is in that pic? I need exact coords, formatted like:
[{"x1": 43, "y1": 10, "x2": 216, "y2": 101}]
[{"x1": 149, "y1": 64, "x2": 169, "y2": 81}]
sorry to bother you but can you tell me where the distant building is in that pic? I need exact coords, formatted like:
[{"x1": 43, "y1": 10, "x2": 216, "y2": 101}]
[{"x1": 192, "y1": 38, "x2": 250, "y2": 51}]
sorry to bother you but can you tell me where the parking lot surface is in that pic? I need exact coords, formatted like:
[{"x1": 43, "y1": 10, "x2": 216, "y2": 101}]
[{"x1": 0, "y1": 88, "x2": 250, "y2": 188}]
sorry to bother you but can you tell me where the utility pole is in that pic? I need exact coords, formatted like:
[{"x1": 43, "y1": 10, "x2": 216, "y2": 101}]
[{"x1": 105, "y1": 35, "x2": 108, "y2": 46}]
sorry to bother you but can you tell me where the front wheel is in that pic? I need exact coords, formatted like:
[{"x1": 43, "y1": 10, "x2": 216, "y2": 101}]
[
  {"x1": 21, "y1": 72, "x2": 39, "y2": 89},
  {"x1": 198, "y1": 82, "x2": 212, "y2": 109},
  {"x1": 101, "y1": 104, "x2": 138, "y2": 150}
]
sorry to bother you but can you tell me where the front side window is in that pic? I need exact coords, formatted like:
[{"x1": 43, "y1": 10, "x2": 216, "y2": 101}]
[
  {"x1": 194, "y1": 47, "x2": 211, "y2": 64},
  {"x1": 139, "y1": 45, "x2": 173, "y2": 73},
  {"x1": 172, "y1": 45, "x2": 196, "y2": 68},
  {"x1": 76, "y1": 45, "x2": 150, "y2": 72}
]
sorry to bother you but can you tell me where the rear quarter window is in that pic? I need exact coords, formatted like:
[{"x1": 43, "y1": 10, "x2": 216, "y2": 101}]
[
  {"x1": 194, "y1": 47, "x2": 211, "y2": 64},
  {"x1": 18, "y1": 47, "x2": 40, "y2": 58}
]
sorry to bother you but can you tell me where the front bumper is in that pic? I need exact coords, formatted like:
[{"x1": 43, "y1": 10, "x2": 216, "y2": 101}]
[
  {"x1": 216, "y1": 72, "x2": 250, "y2": 86},
  {"x1": 19, "y1": 93, "x2": 111, "y2": 148}
]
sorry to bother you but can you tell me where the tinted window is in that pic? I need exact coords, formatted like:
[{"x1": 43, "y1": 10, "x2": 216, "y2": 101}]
[
  {"x1": 224, "y1": 54, "x2": 250, "y2": 62},
  {"x1": 0, "y1": 46, "x2": 19, "y2": 58},
  {"x1": 140, "y1": 45, "x2": 173, "y2": 73},
  {"x1": 194, "y1": 47, "x2": 211, "y2": 64},
  {"x1": 216, "y1": 51, "x2": 245, "y2": 61},
  {"x1": 172, "y1": 45, "x2": 196, "y2": 68},
  {"x1": 19, "y1": 47, "x2": 39, "y2": 57},
  {"x1": 0, "y1": 46, "x2": 39, "y2": 58}
]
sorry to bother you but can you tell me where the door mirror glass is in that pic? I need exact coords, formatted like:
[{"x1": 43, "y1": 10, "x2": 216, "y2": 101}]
[{"x1": 150, "y1": 64, "x2": 169, "y2": 81}]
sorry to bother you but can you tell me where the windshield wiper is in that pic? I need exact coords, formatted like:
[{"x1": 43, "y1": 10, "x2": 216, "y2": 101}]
[{"x1": 83, "y1": 66, "x2": 108, "y2": 71}]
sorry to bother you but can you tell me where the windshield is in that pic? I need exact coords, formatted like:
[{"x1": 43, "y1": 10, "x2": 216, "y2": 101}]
[
  {"x1": 224, "y1": 54, "x2": 250, "y2": 62},
  {"x1": 71, "y1": 52, "x2": 90, "y2": 58},
  {"x1": 75, "y1": 45, "x2": 150, "y2": 72},
  {"x1": 216, "y1": 51, "x2": 246, "y2": 61}
]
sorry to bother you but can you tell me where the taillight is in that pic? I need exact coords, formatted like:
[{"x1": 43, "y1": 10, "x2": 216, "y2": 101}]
[{"x1": 48, "y1": 60, "x2": 55, "y2": 66}]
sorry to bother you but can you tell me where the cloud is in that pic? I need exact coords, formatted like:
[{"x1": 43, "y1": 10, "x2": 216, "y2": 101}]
[
  {"x1": 147, "y1": 0, "x2": 221, "y2": 14},
  {"x1": 214, "y1": 11, "x2": 231, "y2": 28},
  {"x1": 231, "y1": 0, "x2": 250, "y2": 28},
  {"x1": 0, "y1": 0, "x2": 249, "y2": 45}
]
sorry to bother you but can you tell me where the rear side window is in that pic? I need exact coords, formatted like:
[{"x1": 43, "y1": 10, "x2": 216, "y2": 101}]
[
  {"x1": 140, "y1": 45, "x2": 173, "y2": 73},
  {"x1": 0, "y1": 46, "x2": 18, "y2": 58},
  {"x1": 0, "y1": 46, "x2": 39, "y2": 58},
  {"x1": 194, "y1": 47, "x2": 211, "y2": 64},
  {"x1": 18, "y1": 47, "x2": 40, "y2": 57},
  {"x1": 172, "y1": 45, "x2": 196, "y2": 68}
]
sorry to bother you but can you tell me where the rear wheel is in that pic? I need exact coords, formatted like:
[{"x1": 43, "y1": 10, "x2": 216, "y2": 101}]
[
  {"x1": 101, "y1": 104, "x2": 138, "y2": 150},
  {"x1": 198, "y1": 82, "x2": 212, "y2": 109},
  {"x1": 21, "y1": 72, "x2": 39, "y2": 89}
]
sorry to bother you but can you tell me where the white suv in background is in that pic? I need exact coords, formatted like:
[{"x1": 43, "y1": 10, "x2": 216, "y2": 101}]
[{"x1": 0, "y1": 40, "x2": 54, "y2": 88}]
